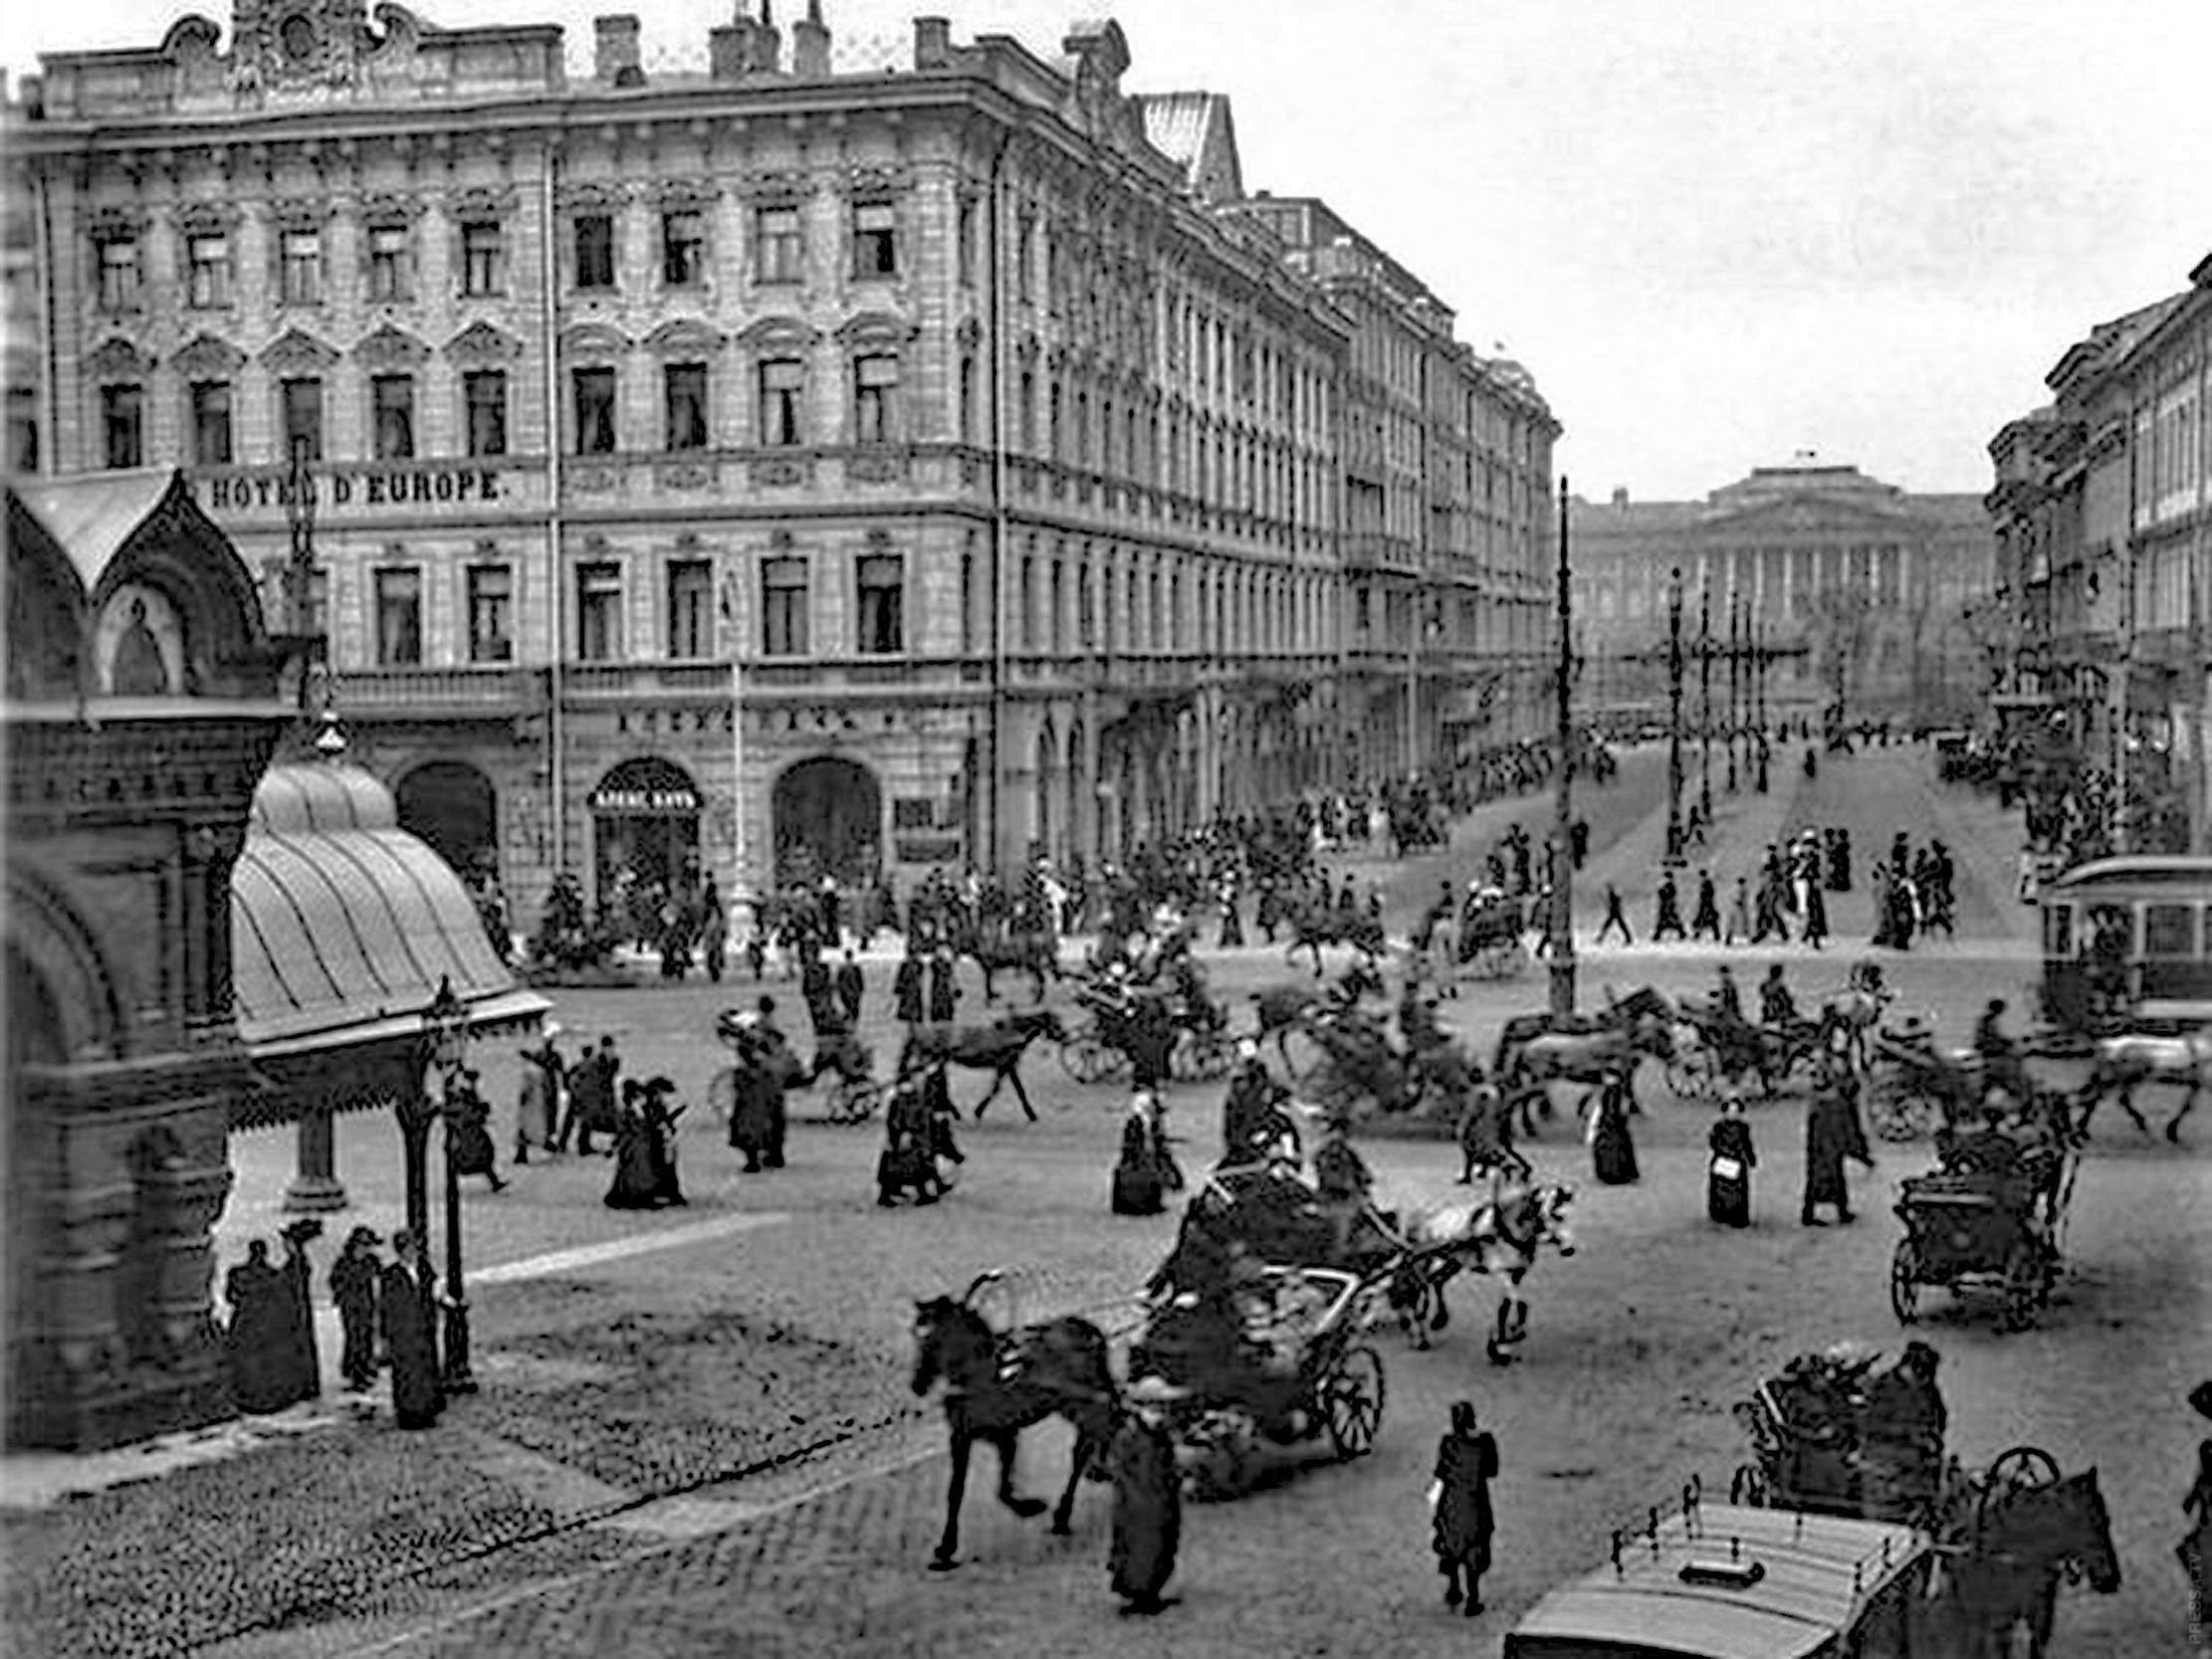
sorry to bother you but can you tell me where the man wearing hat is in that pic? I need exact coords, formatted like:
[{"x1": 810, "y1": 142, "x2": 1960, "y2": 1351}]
[
  {"x1": 329, "y1": 1226, "x2": 384, "y2": 1394},
  {"x1": 1106, "y1": 1378, "x2": 1183, "y2": 1615},
  {"x1": 516, "y1": 1024, "x2": 564, "y2": 1164},
  {"x1": 1860, "y1": 1342, "x2": 1948, "y2": 1525}
]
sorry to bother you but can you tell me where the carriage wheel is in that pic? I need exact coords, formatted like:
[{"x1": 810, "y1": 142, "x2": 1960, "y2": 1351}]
[
  {"x1": 1728, "y1": 1463, "x2": 1771, "y2": 1508},
  {"x1": 1665, "y1": 1056, "x2": 1713, "y2": 1101},
  {"x1": 1888, "y1": 1241, "x2": 1921, "y2": 1325},
  {"x1": 1979, "y1": 1446, "x2": 2061, "y2": 1521},
  {"x1": 1058, "y1": 1035, "x2": 1124, "y2": 1086},
  {"x1": 830, "y1": 1078, "x2": 883, "y2": 1125},
  {"x1": 1322, "y1": 1345, "x2": 1386, "y2": 1461}
]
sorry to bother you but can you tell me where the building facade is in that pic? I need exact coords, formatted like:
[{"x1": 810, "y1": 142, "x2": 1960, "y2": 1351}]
[
  {"x1": 1987, "y1": 254, "x2": 2212, "y2": 853},
  {"x1": 1566, "y1": 462, "x2": 1994, "y2": 731},
  {"x1": 5, "y1": 4, "x2": 1558, "y2": 928}
]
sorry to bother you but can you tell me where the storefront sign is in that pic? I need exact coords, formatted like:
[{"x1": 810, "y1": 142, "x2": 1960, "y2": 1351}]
[
  {"x1": 893, "y1": 834, "x2": 965, "y2": 864},
  {"x1": 196, "y1": 466, "x2": 506, "y2": 514},
  {"x1": 590, "y1": 787, "x2": 699, "y2": 814}
]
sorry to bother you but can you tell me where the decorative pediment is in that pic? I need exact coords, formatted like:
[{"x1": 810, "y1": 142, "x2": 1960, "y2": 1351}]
[
  {"x1": 174, "y1": 200, "x2": 240, "y2": 234},
  {"x1": 172, "y1": 333, "x2": 246, "y2": 377},
  {"x1": 558, "y1": 181, "x2": 632, "y2": 214},
  {"x1": 847, "y1": 165, "x2": 913, "y2": 200},
  {"x1": 835, "y1": 311, "x2": 919, "y2": 347},
  {"x1": 644, "y1": 318, "x2": 729, "y2": 355},
  {"x1": 88, "y1": 206, "x2": 148, "y2": 242},
  {"x1": 358, "y1": 193, "x2": 423, "y2": 227},
  {"x1": 657, "y1": 179, "x2": 720, "y2": 210},
  {"x1": 269, "y1": 198, "x2": 334, "y2": 232},
  {"x1": 355, "y1": 324, "x2": 430, "y2": 368},
  {"x1": 736, "y1": 171, "x2": 815, "y2": 206},
  {"x1": 449, "y1": 185, "x2": 519, "y2": 220},
  {"x1": 87, "y1": 336, "x2": 154, "y2": 379},
  {"x1": 445, "y1": 321, "x2": 525, "y2": 363},
  {"x1": 261, "y1": 328, "x2": 339, "y2": 372},
  {"x1": 738, "y1": 316, "x2": 820, "y2": 349},
  {"x1": 560, "y1": 321, "x2": 632, "y2": 359}
]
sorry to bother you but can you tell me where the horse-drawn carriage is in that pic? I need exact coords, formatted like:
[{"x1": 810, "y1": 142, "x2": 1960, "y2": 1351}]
[
  {"x1": 1865, "y1": 1015, "x2": 1990, "y2": 1141},
  {"x1": 1665, "y1": 1003, "x2": 1830, "y2": 1101},
  {"x1": 1057, "y1": 974, "x2": 1233, "y2": 1087},
  {"x1": 1889, "y1": 1121, "x2": 2076, "y2": 1333},
  {"x1": 1456, "y1": 890, "x2": 1530, "y2": 980}
]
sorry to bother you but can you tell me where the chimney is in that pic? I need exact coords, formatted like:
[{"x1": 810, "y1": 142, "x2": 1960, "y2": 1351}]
[
  {"x1": 791, "y1": 0, "x2": 830, "y2": 78},
  {"x1": 914, "y1": 16, "x2": 952, "y2": 70},
  {"x1": 750, "y1": 0, "x2": 782, "y2": 73},
  {"x1": 1611, "y1": 487, "x2": 1629, "y2": 510},
  {"x1": 710, "y1": 23, "x2": 748, "y2": 78},
  {"x1": 593, "y1": 14, "x2": 640, "y2": 83}
]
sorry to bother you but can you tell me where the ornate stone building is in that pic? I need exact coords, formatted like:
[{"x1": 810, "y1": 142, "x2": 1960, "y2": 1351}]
[
  {"x1": 1567, "y1": 461, "x2": 1994, "y2": 730},
  {"x1": 1988, "y1": 253, "x2": 2212, "y2": 852},
  {"x1": 5, "y1": 4, "x2": 1558, "y2": 926}
]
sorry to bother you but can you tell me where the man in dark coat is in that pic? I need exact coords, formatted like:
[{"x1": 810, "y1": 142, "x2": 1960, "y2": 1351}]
[
  {"x1": 1431, "y1": 1399, "x2": 1499, "y2": 1615},
  {"x1": 1803, "y1": 1074, "x2": 1874, "y2": 1225},
  {"x1": 893, "y1": 948, "x2": 926, "y2": 1033},
  {"x1": 223, "y1": 1239, "x2": 291, "y2": 1413},
  {"x1": 927, "y1": 947, "x2": 961, "y2": 1024},
  {"x1": 330, "y1": 1226, "x2": 382, "y2": 1394},
  {"x1": 379, "y1": 1230, "x2": 445, "y2": 1430},
  {"x1": 1652, "y1": 872, "x2": 1686, "y2": 941},
  {"x1": 1106, "y1": 1385, "x2": 1184, "y2": 1615},
  {"x1": 1859, "y1": 1340, "x2": 1947, "y2": 1523},
  {"x1": 560, "y1": 1036, "x2": 619, "y2": 1156},
  {"x1": 1221, "y1": 1042, "x2": 1291, "y2": 1164},
  {"x1": 834, "y1": 949, "x2": 865, "y2": 1028}
]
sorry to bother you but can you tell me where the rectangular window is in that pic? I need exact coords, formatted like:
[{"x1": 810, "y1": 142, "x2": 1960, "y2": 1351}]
[
  {"x1": 466, "y1": 564, "x2": 514, "y2": 663},
  {"x1": 662, "y1": 210, "x2": 705, "y2": 287},
  {"x1": 280, "y1": 229, "x2": 322, "y2": 306},
  {"x1": 2145, "y1": 903, "x2": 2194, "y2": 958},
  {"x1": 756, "y1": 206, "x2": 802, "y2": 283},
  {"x1": 373, "y1": 568, "x2": 423, "y2": 666},
  {"x1": 96, "y1": 236, "x2": 140, "y2": 311},
  {"x1": 573, "y1": 214, "x2": 615, "y2": 290},
  {"x1": 851, "y1": 201, "x2": 897, "y2": 278},
  {"x1": 189, "y1": 381, "x2": 233, "y2": 467},
  {"x1": 957, "y1": 197, "x2": 977, "y2": 289},
  {"x1": 101, "y1": 383, "x2": 143, "y2": 470},
  {"x1": 663, "y1": 362, "x2": 709, "y2": 451},
  {"x1": 366, "y1": 224, "x2": 411, "y2": 303},
  {"x1": 464, "y1": 370, "x2": 508, "y2": 458},
  {"x1": 856, "y1": 551, "x2": 904, "y2": 654},
  {"x1": 281, "y1": 377, "x2": 324, "y2": 462},
  {"x1": 666, "y1": 558, "x2": 714, "y2": 659},
  {"x1": 759, "y1": 359, "x2": 803, "y2": 447},
  {"x1": 853, "y1": 354, "x2": 898, "y2": 444},
  {"x1": 762, "y1": 555, "x2": 808, "y2": 657},
  {"x1": 461, "y1": 220, "x2": 505, "y2": 297},
  {"x1": 370, "y1": 374, "x2": 415, "y2": 461},
  {"x1": 1016, "y1": 217, "x2": 1034, "y2": 300},
  {"x1": 576, "y1": 561, "x2": 623, "y2": 661},
  {"x1": 571, "y1": 366, "x2": 617, "y2": 455},
  {"x1": 186, "y1": 233, "x2": 231, "y2": 309}
]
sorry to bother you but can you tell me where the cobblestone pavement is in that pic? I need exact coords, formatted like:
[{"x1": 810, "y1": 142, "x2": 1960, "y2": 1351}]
[{"x1": 14, "y1": 747, "x2": 2197, "y2": 1658}]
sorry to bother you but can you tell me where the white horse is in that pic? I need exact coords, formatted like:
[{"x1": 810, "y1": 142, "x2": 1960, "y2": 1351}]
[
  {"x1": 1388, "y1": 1182, "x2": 1578, "y2": 1360},
  {"x1": 2079, "y1": 1028, "x2": 2212, "y2": 1142}
]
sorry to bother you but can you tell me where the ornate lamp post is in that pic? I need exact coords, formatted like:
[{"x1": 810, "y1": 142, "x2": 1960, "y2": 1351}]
[
  {"x1": 1754, "y1": 615, "x2": 1772, "y2": 794},
  {"x1": 1698, "y1": 583, "x2": 1714, "y2": 824},
  {"x1": 419, "y1": 975, "x2": 477, "y2": 1394},
  {"x1": 1549, "y1": 477, "x2": 1578, "y2": 1018},
  {"x1": 1664, "y1": 566, "x2": 1686, "y2": 865},
  {"x1": 1726, "y1": 594, "x2": 1742, "y2": 793}
]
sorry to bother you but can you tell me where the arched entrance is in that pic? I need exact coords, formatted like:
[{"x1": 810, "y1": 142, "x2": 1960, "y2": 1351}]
[
  {"x1": 395, "y1": 760, "x2": 500, "y2": 882},
  {"x1": 773, "y1": 756, "x2": 883, "y2": 887},
  {"x1": 590, "y1": 757, "x2": 702, "y2": 913}
]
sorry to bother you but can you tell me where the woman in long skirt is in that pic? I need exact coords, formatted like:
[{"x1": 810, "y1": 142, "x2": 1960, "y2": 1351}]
[
  {"x1": 1431, "y1": 1399, "x2": 1499, "y2": 1616},
  {"x1": 1588, "y1": 1074, "x2": 1640, "y2": 1185},
  {"x1": 1106, "y1": 1386, "x2": 1183, "y2": 1615},
  {"x1": 1706, "y1": 1098, "x2": 1756, "y2": 1227},
  {"x1": 604, "y1": 1087, "x2": 663, "y2": 1209}
]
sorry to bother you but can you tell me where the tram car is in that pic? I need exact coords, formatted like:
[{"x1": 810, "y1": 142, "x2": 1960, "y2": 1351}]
[{"x1": 2038, "y1": 855, "x2": 2212, "y2": 1036}]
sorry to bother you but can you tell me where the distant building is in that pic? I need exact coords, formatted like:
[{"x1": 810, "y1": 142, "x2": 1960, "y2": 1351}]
[
  {"x1": 1987, "y1": 254, "x2": 2212, "y2": 853},
  {"x1": 1567, "y1": 462, "x2": 1994, "y2": 730},
  {"x1": 3, "y1": 3, "x2": 1557, "y2": 930}
]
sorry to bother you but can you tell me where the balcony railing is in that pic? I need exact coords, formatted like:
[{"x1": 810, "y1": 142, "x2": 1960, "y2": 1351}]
[{"x1": 339, "y1": 666, "x2": 541, "y2": 712}]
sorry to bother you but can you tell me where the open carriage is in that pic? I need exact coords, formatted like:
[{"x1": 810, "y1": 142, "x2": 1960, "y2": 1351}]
[
  {"x1": 1057, "y1": 977, "x2": 1234, "y2": 1087},
  {"x1": 1457, "y1": 891, "x2": 1531, "y2": 980},
  {"x1": 1865, "y1": 1016, "x2": 1989, "y2": 1141},
  {"x1": 1890, "y1": 1161, "x2": 2069, "y2": 1333},
  {"x1": 1664, "y1": 1001, "x2": 1831, "y2": 1101}
]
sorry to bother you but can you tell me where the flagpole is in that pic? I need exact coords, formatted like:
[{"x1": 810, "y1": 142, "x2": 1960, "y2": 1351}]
[{"x1": 724, "y1": 572, "x2": 755, "y2": 943}]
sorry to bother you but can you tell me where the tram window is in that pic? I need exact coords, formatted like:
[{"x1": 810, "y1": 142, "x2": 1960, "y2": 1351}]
[
  {"x1": 2087, "y1": 905, "x2": 2130, "y2": 957},
  {"x1": 2044, "y1": 906, "x2": 2073, "y2": 957},
  {"x1": 2144, "y1": 904, "x2": 2194, "y2": 957}
]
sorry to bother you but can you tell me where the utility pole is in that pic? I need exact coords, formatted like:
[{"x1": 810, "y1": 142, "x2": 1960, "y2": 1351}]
[
  {"x1": 1549, "y1": 476, "x2": 1578, "y2": 1018},
  {"x1": 1698, "y1": 582, "x2": 1713, "y2": 824},
  {"x1": 1664, "y1": 566, "x2": 1685, "y2": 864}
]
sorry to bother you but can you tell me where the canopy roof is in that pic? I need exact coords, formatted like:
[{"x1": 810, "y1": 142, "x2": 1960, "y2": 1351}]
[{"x1": 232, "y1": 760, "x2": 544, "y2": 1062}]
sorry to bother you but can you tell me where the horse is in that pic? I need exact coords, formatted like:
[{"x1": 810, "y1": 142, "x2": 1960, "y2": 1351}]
[
  {"x1": 1941, "y1": 1467, "x2": 2120, "y2": 1659},
  {"x1": 2075, "y1": 1027, "x2": 2211, "y2": 1142},
  {"x1": 1491, "y1": 985, "x2": 1675, "y2": 1078},
  {"x1": 958, "y1": 925, "x2": 1062, "y2": 1005},
  {"x1": 1249, "y1": 963, "x2": 1384, "y2": 1072},
  {"x1": 910, "y1": 1271, "x2": 1118, "y2": 1571},
  {"x1": 906, "y1": 1009, "x2": 1067, "y2": 1122},
  {"x1": 1387, "y1": 1182, "x2": 1578, "y2": 1358},
  {"x1": 1501, "y1": 1019, "x2": 1673, "y2": 1130},
  {"x1": 1815, "y1": 983, "x2": 1892, "y2": 1072},
  {"x1": 1283, "y1": 905, "x2": 1387, "y2": 978}
]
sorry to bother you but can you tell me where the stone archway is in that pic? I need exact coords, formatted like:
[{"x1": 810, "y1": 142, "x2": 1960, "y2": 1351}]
[
  {"x1": 773, "y1": 755, "x2": 883, "y2": 888},
  {"x1": 395, "y1": 760, "x2": 500, "y2": 883},
  {"x1": 589, "y1": 756, "x2": 703, "y2": 916}
]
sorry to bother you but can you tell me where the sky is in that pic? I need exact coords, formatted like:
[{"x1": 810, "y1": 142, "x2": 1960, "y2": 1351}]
[{"x1": 6, "y1": 0, "x2": 2208, "y2": 503}]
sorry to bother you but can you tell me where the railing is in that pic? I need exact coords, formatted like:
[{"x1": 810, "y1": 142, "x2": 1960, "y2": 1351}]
[{"x1": 338, "y1": 667, "x2": 541, "y2": 711}]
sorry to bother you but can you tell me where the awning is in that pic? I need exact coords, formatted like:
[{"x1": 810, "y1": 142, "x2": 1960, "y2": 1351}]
[{"x1": 231, "y1": 760, "x2": 547, "y2": 1076}]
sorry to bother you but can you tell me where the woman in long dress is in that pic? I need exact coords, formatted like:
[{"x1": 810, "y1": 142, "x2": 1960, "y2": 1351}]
[
  {"x1": 378, "y1": 1232, "x2": 445, "y2": 1431},
  {"x1": 1588, "y1": 1073, "x2": 1640, "y2": 1185},
  {"x1": 1106, "y1": 1387, "x2": 1183, "y2": 1615},
  {"x1": 1706, "y1": 1098, "x2": 1756, "y2": 1227},
  {"x1": 1111, "y1": 1091, "x2": 1182, "y2": 1216},
  {"x1": 640, "y1": 1078, "x2": 687, "y2": 1206},
  {"x1": 604, "y1": 1086, "x2": 663, "y2": 1209},
  {"x1": 1431, "y1": 1399, "x2": 1499, "y2": 1616}
]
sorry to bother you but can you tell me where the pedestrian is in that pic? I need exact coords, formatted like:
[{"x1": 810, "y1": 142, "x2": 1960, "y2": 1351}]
[
  {"x1": 1586, "y1": 1071, "x2": 1640, "y2": 1185},
  {"x1": 560, "y1": 1035, "x2": 620, "y2": 1156},
  {"x1": 1706, "y1": 1098, "x2": 1756, "y2": 1227},
  {"x1": 1652, "y1": 872, "x2": 1685, "y2": 942},
  {"x1": 1802, "y1": 1073, "x2": 1874, "y2": 1226},
  {"x1": 1106, "y1": 1381, "x2": 1184, "y2": 1615},
  {"x1": 379, "y1": 1229, "x2": 445, "y2": 1431},
  {"x1": 893, "y1": 945, "x2": 925, "y2": 1031},
  {"x1": 604, "y1": 1084, "x2": 664, "y2": 1209},
  {"x1": 699, "y1": 875, "x2": 728, "y2": 983},
  {"x1": 514, "y1": 1024, "x2": 563, "y2": 1164},
  {"x1": 1569, "y1": 816, "x2": 1590, "y2": 868},
  {"x1": 835, "y1": 947, "x2": 865, "y2": 1028},
  {"x1": 2181, "y1": 1380, "x2": 2212, "y2": 1643},
  {"x1": 1725, "y1": 875, "x2": 1752, "y2": 945},
  {"x1": 330, "y1": 1226, "x2": 383, "y2": 1393},
  {"x1": 1691, "y1": 869, "x2": 1722, "y2": 942},
  {"x1": 223, "y1": 1239, "x2": 290, "y2": 1413},
  {"x1": 928, "y1": 946, "x2": 961, "y2": 1024},
  {"x1": 445, "y1": 1070, "x2": 508, "y2": 1192},
  {"x1": 1111, "y1": 1089, "x2": 1184, "y2": 1216},
  {"x1": 1802, "y1": 870, "x2": 1830, "y2": 950},
  {"x1": 1430, "y1": 1399, "x2": 1499, "y2": 1616},
  {"x1": 1595, "y1": 882, "x2": 1633, "y2": 945}
]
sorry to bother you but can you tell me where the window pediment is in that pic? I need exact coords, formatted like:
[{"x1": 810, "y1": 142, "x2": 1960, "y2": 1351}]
[
  {"x1": 450, "y1": 186, "x2": 518, "y2": 220},
  {"x1": 173, "y1": 332, "x2": 246, "y2": 377},
  {"x1": 645, "y1": 318, "x2": 729, "y2": 355},
  {"x1": 175, "y1": 200, "x2": 241, "y2": 234},
  {"x1": 847, "y1": 165, "x2": 912, "y2": 200},
  {"x1": 657, "y1": 179, "x2": 719, "y2": 210},
  {"x1": 270, "y1": 198, "x2": 333, "y2": 232},
  {"x1": 358, "y1": 192, "x2": 423, "y2": 228},
  {"x1": 87, "y1": 335, "x2": 154, "y2": 379},
  {"x1": 262, "y1": 327, "x2": 339, "y2": 372},
  {"x1": 739, "y1": 316, "x2": 820, "y2": 349},
  {"x1": 737, "y1": 171, "x2": 814, "y2": 206},
  {"x1": 89, "y1": 207, "x2": 147, "y2": 242},
  {"x1": 356, "y1": 324, "x2": 430, "y2": 368},
  {"x1": 560, "y1": 321, "x2": 632, "y2": 359},
  {"x1": 558, "y1": 181, "x2": 632, "y2": 214},
  {"x1": 835, "y1": 311, "x2": 918, "y2": 347},
  {"x1": 446, "y1": 320, "x2": 524, "y2": 363}
]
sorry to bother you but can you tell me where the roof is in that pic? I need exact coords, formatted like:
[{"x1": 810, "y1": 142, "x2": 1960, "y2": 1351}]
[
  {"x1": 231, "y1": 760, "x2": 545, "y2": 1055},
  {"x1": 8, "y1": 470, "x2": 185, "y2": 598},
  {"x1": 2045, "y1": 854, "x2": 2212, "y2": 895},
  {"x1": 1508, "y1": 1503, "x2": 1928, "y2": 1659},
  {"x1": 1134, "y1": 91, "x2": 1242, "y2": 203}
]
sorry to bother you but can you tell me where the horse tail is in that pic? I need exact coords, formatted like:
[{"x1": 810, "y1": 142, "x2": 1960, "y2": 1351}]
[{"x1": 960, "y1": 1268, "x2": 1004, "y2": 1307}]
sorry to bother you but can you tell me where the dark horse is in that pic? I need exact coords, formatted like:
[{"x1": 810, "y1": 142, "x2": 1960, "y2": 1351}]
[
  {"x1": 1282, "y1": 905, "x2": 1387, "y2": 979},
  {"x1": 1942, "y1": 1466, "x2": 2120, "y2": 1659},
  {"x1": 1249, "y1": 963, "x2": 1385, "y2": 1072},
  {"x1": 956, "y1": 922, "x2": 1063, "y2": 1004},
  {"x1": 911, "y1": 1271, "x2": 1118, "y2": 1571},
  {"x1": 907, "y1": 1008, "x2": 1066, "y2": 1121}
]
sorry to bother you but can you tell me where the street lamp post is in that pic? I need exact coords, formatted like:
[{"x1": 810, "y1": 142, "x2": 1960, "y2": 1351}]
[
  {"x1": 1664, "y1": 566, "x2": 1686, "y2": 865},
  {"x1": 1549, "y1": 477, "x2": 1578, "y2": 1018},
  {"x1": 420, "y1": 975, "x2": 477, "y2": 1395},
  {"x1": 1726, "y1": 595, "x2": 1742, "y2": 793},
  {"x1": 1698, "y1": 583, "x2": 1713, "y2": 824},
  {"x1": 1755, "y1": 616, "x2": 1772, "y2": 794}
]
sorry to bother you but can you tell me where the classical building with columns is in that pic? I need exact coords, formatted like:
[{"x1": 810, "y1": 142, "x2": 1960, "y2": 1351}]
[
  {"x1": 1567, "y1": 461, "x2": 1994, "y2": 730},
  {"x1": 5, "y1": 3, "x2": 1557, "y2": 925}
]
